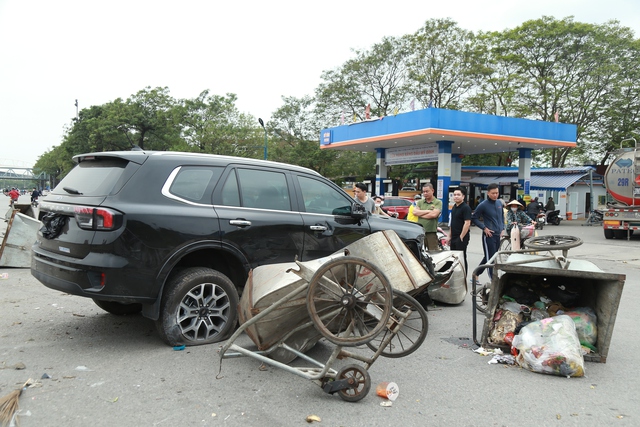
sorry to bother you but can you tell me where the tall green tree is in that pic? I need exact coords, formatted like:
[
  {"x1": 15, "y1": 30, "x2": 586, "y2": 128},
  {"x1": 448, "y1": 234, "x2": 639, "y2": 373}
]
[
  {"x1": 108, "y1": 86, "x2": 181, "y2": 150},
  {"x1": 406, "y1": 18, "x2": 482, "y2": 109},
  {"x1": 316, "y1": 36, "x2": 410, "y2": 124},
  {"x1": 175, "y1": 90, "x2": 261, "y2": 157},
  {"x1": 484, "y1": 17, "x2": 633, "y2": 166},
  {"x1": 269, "y1": 95, "x2": 375, "y2": 181},
  {"x1": 592, "y1": 33, "x2": 640, "y2": 164}
]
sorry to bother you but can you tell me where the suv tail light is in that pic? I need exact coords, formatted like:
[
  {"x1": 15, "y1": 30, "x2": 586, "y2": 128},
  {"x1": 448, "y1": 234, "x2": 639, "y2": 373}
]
[{"x1": 74, "y1": 206, "x2": 122, "y2": 230}]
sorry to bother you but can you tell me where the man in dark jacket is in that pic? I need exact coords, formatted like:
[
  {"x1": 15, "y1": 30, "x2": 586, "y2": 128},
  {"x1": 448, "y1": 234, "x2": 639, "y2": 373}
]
[
  {"x1": 545, "y1": 197, "x2": 555, "y2": 211},
  {"x1": 471, "y1": 183, "x2": 504, "y2": 281},
  {"x1": 526, "y1": 197, "x2": 541, "y2": 221}
]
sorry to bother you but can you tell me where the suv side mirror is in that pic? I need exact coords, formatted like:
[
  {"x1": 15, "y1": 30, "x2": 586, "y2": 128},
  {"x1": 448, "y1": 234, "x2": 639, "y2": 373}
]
[{"x1": 350, "y1": 202, "x2": 368, "y2": 219}]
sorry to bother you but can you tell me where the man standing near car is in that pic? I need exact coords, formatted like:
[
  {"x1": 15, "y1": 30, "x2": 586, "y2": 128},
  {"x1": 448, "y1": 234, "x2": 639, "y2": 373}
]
[
  {"x1": 413, "y1": 183, "x2": 442, "y2": 251},
  {"x1": 471, "y1": 183, "x2": 504, "y2": 281},
  {"x1": 353, "y1": 182, "x2": 375, "y2": 213},
  {"x1": 448, "y1": 187, "x2": 471, "y2": 278}
]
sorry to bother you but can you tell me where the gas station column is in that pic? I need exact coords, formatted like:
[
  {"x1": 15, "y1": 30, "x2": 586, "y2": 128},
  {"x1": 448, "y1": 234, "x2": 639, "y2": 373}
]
[
  {"x1": 518, "y1": 148, "x2": 532, "y2": 196},
  {"x1": 437, "y1": 140, "x2": 453, "y2": 223},
  {"x1": 375, "y1": 148, "x2": 387, "y2": 196},
  {"x1": 451, "y1": 154, "x2": 462, "y2": 185}
]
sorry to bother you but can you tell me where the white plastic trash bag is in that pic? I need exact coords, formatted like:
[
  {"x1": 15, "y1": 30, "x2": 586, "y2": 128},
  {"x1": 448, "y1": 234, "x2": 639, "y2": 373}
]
[{"x1": 512, "y1": 315, "x2": 585, "y2": 377}]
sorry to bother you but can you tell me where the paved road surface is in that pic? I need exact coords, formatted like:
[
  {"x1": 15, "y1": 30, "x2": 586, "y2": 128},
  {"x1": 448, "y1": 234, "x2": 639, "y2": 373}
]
[{"x1": 1, "y1": 200, "x2": 638, "y2": 426}]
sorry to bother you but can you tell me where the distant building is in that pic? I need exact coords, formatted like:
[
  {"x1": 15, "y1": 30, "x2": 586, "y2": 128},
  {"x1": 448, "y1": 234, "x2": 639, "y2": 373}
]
[{"x1": 463, "y1": 166, "x2": 604, "y2": 219}]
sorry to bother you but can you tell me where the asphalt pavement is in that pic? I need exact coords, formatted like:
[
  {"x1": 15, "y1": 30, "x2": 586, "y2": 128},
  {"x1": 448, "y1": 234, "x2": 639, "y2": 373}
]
[{"x1": 1, "y1": 196, "x2": 639, "y2": 427}]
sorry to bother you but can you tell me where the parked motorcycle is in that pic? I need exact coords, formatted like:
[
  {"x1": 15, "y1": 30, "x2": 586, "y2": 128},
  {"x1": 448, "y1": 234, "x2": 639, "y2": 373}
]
[
  {"x1": 546, "y1": 209, "x2": 562, "y2": 225},
  {"x1": 437, "y1": 226, "x2": 449, "y2": 250},
  {"x1": 535, "y1": 211, "x2": 546, "y2": 230}
]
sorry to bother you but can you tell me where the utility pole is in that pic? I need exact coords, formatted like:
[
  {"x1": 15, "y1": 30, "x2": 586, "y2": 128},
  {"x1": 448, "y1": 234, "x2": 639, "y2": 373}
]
[{"x1": 258, "y1": 118, "x2": 268, "y2": 160}]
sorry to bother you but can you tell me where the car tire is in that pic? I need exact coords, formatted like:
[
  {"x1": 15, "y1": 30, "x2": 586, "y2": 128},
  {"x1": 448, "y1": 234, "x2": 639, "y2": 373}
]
[
  {"x1": 93, "y1": 299, "x2": 143, "y2": 315},
  {"x1": 156, "y1": 267, "x2": 239, "y2": 346},
  {"x1": 604, "y1": 229, "x2": 614, "y2": 239}
]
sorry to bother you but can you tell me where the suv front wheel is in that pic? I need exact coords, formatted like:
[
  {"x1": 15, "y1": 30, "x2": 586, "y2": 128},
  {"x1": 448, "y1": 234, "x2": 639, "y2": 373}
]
[{"x1": 156, "y1": 267, "x2": 239, "y2": 346}]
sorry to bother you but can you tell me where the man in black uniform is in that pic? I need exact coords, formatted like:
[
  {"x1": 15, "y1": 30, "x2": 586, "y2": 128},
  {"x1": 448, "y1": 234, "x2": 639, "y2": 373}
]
[{"x1": 447, "y1": 187, "x2": 472, "y2": 278}]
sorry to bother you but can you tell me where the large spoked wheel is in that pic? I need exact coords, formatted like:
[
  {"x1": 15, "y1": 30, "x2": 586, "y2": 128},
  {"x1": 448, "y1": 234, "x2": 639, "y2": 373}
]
[
  {"x1": 156, "y1": 267, "x2": 239, "y2": 346},
  {"x1": 335, "y1": 364, "x2": 371, "y2": 402},
  {"x1": 306, "y1": 257, "x2": 392, "y2": 347},
  {"x1": 364, "y1": 291, "x2": 428, "y2": 358},
  {"x1": 523, "y1": 235, "x2": 583, "y2": 251}
]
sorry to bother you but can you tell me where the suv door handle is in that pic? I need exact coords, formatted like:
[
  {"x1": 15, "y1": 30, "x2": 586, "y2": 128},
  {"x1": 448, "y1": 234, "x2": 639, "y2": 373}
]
[
  {"x1": 230, "y1": 220, "x2": 252, "y2": 227},
  {"x1": 309, "y1": 225, "x2": 327, "y2": 231}
]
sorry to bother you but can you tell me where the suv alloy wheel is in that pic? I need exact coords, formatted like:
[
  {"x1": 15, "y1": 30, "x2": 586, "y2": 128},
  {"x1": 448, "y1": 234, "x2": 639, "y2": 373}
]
[{"x1": 156, "y1": 267, "x2": 239, "y2": 345}]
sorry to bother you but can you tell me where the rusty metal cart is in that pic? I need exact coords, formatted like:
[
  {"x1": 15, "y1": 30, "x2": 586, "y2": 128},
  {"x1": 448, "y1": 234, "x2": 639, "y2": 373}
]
[{"x1": 219, "y1": 232, "x2": 435, "y2": 402}]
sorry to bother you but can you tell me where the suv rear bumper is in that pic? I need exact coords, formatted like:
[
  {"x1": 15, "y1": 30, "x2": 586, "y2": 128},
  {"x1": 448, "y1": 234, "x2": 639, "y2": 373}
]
[{"x1": 31, "y1": 246, "x2": 156, "y2": 304}]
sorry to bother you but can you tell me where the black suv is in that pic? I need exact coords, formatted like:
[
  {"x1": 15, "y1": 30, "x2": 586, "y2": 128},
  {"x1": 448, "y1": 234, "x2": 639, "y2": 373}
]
[{"x1": 32, "y1": 151, "x2": 424, "y2": 346}]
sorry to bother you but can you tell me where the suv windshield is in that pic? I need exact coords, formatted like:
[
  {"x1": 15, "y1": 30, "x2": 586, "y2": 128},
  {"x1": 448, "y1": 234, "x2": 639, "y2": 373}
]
[{"x1": 52, "y1": 158, "x2": 128, "y2": 196}]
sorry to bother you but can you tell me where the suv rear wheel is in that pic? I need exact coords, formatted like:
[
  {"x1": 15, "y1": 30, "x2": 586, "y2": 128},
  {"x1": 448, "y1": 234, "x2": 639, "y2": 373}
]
[
  {"x1": 156, "y1": 267, "x2": 239, "y2": 346},
  {"x1": 93, "y1": 299, "x2": 143, "y2": 315}
]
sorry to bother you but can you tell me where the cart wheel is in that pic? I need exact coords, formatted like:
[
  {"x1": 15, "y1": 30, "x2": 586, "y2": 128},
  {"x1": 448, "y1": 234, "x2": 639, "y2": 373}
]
[
  {"x1": 364, "y1": 291, "x2": 428, "y2": 358},
  {"x1": 336, "y1": 364, "x2": 371, "y2": 402},
  {"x1": 523, "y1": 235, "x2": 583, "y2": 251},
  {"x1": 306, "y1": 257, "x2": 392, "y2": 347},
  {"x1": 473, "y1": 281, "x2": 490, "y2": 314},
  {"x1": 499, "y1": 236, "x2": 511, "y2": 252}
]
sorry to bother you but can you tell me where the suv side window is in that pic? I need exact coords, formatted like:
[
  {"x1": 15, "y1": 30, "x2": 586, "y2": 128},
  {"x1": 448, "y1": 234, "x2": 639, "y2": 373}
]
[
  {"x1": 169, "y1": 166, "x2": 223, "y2": 203},
  {"x1": 221, "y1": 168, "x2": 291, "y2": 211},
  {"x1": 298, "y1": 175, "x2": 352, "y2": 215}
]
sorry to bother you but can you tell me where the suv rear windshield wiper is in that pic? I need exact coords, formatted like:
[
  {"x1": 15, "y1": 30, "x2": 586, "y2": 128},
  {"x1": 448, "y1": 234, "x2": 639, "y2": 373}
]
[{"x1": 62, "y1": 186, "x2": 83, "y2": 195}]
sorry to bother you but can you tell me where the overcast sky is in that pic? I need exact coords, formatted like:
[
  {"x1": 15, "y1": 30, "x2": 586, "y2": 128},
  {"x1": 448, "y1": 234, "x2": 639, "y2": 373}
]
[{"x1": 1, "y1": 0, "x2": 640, "y2": 168}]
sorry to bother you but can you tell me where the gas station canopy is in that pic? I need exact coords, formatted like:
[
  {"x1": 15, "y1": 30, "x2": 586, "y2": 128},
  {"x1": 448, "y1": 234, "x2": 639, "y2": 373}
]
[{"x1": 320, "y1": 108, "x2": 576, "y2": 157}]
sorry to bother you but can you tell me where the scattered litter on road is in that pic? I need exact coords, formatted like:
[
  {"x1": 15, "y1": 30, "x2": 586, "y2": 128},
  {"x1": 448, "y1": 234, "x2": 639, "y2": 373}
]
[
  {"x1": 376, "y1": 382, "x2": 399, "y2": 401},
  {"x1": 173, "y1": 345, "x2": 186, "y2": 351},
  {"x1": 0, "y1": 273, "x2": 8, "y2": 279},
  {"x1": 305, "y1": 414, "x2": 321, "y2": 423},
  {"x1": 12, "y1": 362, "x2": 26, "y2": 370},
  {"x1": 473, "y1": 346, "x2": 503, "y2": 356},
  {"x1": 380, "y1": 401, "x2": 393, "y2": 407},
  {"x1": 74, "y1": 365, "x2": 92, "y2": 371},
  {"x1": 488, "y1": 354, "x2": 516, "y2": 365},
  {"x1": 41, "y1": 373, "x2": 51, "y2": 379}
]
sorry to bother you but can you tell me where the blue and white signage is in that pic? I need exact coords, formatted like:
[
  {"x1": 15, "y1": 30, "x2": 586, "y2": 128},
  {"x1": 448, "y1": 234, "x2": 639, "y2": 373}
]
[{"x1": 385, "y1": 143, "x2": 438, "y2": 165}]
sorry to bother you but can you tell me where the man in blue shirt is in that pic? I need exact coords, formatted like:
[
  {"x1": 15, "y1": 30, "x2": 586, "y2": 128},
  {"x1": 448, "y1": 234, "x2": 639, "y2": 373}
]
[{"x1": 471, "y1": 183, "x2": 504, "y2": 281}]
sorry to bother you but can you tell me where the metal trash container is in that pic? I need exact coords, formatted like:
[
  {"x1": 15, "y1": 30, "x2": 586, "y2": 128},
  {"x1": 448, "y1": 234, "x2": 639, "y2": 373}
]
[
  {"x1": 480, "y1": 254, "x2": 625, "y2": 363},
  {"x1": 1, "y1": 209, "x2": 41, "y2": 267}
]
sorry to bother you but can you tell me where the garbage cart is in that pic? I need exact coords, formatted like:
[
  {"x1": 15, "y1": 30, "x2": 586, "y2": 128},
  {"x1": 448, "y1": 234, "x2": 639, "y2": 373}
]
[
  {"x1": 218, "y1": 230, "x2": 460, "y2": 401},
  {"x1": 472, "y1": 235, "x2": 625, "y2": 363}
]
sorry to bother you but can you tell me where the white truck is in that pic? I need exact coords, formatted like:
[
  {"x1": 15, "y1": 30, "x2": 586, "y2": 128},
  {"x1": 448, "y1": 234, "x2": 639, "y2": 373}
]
[{"x1": 602, "y1": 141, "x2": 640, "y2": 239}]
